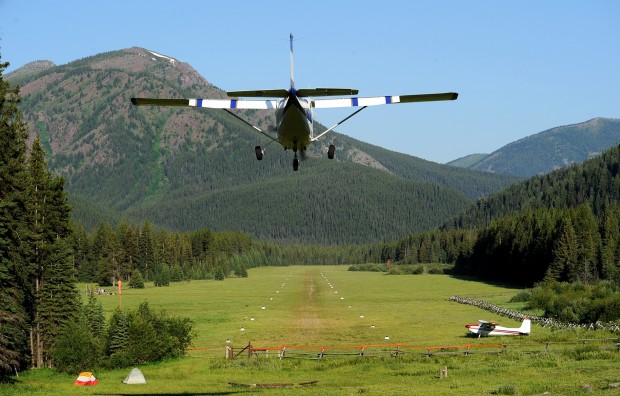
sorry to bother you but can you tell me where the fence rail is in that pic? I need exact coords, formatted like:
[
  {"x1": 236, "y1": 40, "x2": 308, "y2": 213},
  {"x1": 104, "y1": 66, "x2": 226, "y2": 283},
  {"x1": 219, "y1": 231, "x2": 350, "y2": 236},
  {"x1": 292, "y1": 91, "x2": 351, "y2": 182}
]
[{"x1": 204, "y1": 338, "x2": 620, "y2": 360}]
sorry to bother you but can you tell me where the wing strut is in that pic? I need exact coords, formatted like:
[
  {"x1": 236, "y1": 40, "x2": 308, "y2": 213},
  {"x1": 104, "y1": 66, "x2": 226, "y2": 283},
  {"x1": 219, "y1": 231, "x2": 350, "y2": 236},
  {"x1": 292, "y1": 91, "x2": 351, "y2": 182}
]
[
  {"x1": 311, "y1": 106, "x2": 368, "y2": 142},
  {"x1": 222, "y1": 109, "x2": 279, "y2": 143}
]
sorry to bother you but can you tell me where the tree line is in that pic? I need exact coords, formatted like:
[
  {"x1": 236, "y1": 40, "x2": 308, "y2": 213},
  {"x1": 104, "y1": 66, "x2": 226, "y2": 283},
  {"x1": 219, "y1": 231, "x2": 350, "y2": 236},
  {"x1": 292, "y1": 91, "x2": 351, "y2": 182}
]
[
  {"x1": 3, "y1": 52, "x2": 620, "y2": 379},
  {"x1": 1, "y1": 59, "x2": 194, "y2": 378},
  {"x1": 453, "y1": 202, "x2": 620, "y2": 286},
  {"x1": 1, "y1": 57, "x2": 77, "y2": 374}
]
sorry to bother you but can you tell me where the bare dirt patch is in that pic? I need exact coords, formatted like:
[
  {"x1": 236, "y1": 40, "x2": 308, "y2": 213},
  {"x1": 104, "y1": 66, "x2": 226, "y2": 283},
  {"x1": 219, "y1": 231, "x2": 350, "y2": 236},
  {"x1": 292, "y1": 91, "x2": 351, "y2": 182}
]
[{"x1": 295, "y1": 275, "x2": 321, "y2": 337}]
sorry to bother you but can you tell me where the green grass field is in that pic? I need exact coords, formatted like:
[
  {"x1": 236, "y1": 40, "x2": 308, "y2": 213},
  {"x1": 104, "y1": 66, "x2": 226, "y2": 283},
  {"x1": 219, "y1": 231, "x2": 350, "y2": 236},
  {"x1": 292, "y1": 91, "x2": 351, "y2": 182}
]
[{"x1": 3, "y1": 266, "x2": 620, "y2": 395}]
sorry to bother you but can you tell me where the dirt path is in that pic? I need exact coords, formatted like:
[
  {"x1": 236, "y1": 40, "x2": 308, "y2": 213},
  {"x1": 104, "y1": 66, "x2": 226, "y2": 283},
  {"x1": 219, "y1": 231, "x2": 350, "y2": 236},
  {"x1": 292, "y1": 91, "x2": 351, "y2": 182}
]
[{"x1": 294, "y1": 273, "x2": 321, "y2": 337}]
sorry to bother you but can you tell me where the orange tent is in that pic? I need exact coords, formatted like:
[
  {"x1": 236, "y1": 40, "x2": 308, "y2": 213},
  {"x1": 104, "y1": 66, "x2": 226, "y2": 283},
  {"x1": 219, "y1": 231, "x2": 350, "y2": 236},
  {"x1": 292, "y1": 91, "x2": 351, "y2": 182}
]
[{"x1": 74, "y1": 372, "x2": 98, "y2": 386}]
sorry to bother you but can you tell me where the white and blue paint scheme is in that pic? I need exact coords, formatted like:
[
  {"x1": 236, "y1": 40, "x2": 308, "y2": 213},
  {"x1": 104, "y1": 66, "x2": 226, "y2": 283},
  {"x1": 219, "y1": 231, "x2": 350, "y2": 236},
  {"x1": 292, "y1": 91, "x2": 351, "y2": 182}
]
[
  {"x1": 466, "y1": 318, "x2": 531, "y2": 337},
  {"x1": 132, "y1": 34, "x2": 458, "y2": 170}
]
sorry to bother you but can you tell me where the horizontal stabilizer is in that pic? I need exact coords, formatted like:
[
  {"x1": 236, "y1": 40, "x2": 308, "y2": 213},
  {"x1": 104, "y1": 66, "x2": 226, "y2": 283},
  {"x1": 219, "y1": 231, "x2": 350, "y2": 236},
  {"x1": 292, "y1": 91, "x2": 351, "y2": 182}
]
[
  {"x1": 312, "y1": 92, "x2": 458, "y2": 109},
  {"x1": 225, "y1": 88, "x2": 359, "y2": 98},
  {"x1": 296, "y1": 88, "x2": 359, "y2": 97},
  {"x1": 227, "y1": 89, "x2": 289, "y2": 98},
  {"x1": 131, "y1": 97, "x2": 278, "y2": 109}
]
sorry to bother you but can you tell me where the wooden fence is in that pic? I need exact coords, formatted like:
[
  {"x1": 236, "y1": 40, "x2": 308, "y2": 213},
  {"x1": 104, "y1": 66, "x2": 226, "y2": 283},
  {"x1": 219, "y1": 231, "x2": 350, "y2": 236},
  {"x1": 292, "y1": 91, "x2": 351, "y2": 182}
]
[{"x1": 216, "y1": 338, "x2": 620, "y2": 360}]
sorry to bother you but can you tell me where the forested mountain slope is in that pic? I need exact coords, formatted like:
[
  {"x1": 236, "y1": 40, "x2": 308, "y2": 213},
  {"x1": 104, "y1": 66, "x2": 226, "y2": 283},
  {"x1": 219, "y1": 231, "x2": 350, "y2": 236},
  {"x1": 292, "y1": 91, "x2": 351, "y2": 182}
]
[
  {"x1": 448, "y1": 144, "x2": 620, "y2": 229},
  {"x1": 8, "y1": 48, "x2": 514, "y2": 243}
]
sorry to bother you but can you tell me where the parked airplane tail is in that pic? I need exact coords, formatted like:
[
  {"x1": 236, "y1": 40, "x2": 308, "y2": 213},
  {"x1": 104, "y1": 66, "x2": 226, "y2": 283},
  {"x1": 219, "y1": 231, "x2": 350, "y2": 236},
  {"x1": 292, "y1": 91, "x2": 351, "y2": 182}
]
[{"x1": 519, "y1": 318, "x2": 531, "y2": 335}]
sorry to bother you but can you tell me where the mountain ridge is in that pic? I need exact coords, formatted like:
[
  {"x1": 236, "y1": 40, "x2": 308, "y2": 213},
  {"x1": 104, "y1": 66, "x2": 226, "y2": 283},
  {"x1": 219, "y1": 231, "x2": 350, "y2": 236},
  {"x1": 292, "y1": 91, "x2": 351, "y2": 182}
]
[
  {"x1": 7, "y1": 47, "x2": 516, "y2": 243},
  {"x1": 447, "y1": 117, "x2": 620, "y2": 177}
]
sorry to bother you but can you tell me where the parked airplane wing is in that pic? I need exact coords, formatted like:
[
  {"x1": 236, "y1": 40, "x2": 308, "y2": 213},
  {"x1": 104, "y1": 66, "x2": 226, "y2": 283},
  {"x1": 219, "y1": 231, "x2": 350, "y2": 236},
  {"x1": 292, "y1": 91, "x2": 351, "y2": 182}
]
[
  {"x1": 312, "y1": 92, "x2": 458, "y2": 109},
  {"x1": 131, "y1": 97, "x2": 279, "y2": 109}
]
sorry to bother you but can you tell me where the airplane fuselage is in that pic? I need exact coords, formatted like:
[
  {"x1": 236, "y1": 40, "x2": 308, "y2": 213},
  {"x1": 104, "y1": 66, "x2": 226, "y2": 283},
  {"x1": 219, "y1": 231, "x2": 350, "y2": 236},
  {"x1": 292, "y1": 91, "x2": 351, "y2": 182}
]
[
  {"x1": 276, "y1": 90, "x2": 313, "y2": 152},
  {"x1": 465, "y1": 319, "x2": 531, "y2": 337}
]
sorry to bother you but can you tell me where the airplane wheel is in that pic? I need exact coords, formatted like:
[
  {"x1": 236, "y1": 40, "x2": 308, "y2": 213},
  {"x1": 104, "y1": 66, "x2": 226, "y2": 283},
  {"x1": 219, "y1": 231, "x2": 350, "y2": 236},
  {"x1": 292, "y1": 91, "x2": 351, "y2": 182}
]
[
  {"x1": 255, "y1": 146, "x2": 264, "y2": 160},
  {"x1": 327, "y1": 144, "x2": 335, "y2": 159},
  {"x1": 293, "y1": 158, "x2": 299, "y2": 171}
]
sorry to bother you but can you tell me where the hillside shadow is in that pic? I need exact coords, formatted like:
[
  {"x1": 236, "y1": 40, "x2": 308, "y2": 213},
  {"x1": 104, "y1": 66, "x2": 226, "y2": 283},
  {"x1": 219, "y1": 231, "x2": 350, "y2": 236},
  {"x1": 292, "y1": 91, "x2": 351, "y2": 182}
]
[{"x1": 448, "y1": 274, "x2": 524, "y2": 291}]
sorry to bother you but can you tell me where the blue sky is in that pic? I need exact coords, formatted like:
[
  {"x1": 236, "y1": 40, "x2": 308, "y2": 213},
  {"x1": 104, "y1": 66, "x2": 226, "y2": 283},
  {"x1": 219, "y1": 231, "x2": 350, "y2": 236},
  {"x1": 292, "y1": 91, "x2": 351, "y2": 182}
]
[{"x1": 1, "y1": 1, "x2": 619, "y2": 163}]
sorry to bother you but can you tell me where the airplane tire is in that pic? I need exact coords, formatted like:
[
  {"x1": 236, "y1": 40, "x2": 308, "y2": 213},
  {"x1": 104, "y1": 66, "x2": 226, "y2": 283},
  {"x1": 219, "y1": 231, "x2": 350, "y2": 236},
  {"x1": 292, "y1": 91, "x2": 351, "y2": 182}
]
[
  {"x1": 255, "y1": 146, "x2": 264, "y2": 160},
  {"x1": 293, "y1": 158, "x2": 299, "y2": 171},
  {"x1": 328, "y1": 144, "x2": 335, "y2": 159}
]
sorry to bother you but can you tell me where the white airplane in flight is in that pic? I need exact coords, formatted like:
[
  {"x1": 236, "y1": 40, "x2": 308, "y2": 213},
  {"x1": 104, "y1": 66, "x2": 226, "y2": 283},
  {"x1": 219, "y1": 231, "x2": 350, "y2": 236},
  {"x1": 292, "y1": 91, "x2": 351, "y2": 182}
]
[
  {"x1": 466, "y1": 318, "x2": 531, "y2": 337},
  {"x1": 132, "y1": 34, "x2": 458, "y2": 171}
]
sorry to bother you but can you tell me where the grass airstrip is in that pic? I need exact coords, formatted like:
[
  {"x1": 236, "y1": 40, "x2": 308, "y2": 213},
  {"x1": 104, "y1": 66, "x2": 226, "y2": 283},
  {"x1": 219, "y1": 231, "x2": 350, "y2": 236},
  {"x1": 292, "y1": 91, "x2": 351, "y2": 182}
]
[{"x1": 3, "y1": 266, "x2": 620, "y2": 395}]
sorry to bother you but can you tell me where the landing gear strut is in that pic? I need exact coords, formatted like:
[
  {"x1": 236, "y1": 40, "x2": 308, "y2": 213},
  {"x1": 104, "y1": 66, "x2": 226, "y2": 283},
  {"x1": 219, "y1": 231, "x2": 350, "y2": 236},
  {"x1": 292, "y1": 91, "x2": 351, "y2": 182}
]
[
  {"x1": 293, "y1": 150, "x2": 299, "y2": 171},
  {"x1": 328, "y1": 144, "x2": 335, "y2": 159},
  {"x1": 255, "y1": 146, "x2": 264, "y2": 160},
  {"x1": 293, "y1": 157, "x2": 299, "y2": 171}
]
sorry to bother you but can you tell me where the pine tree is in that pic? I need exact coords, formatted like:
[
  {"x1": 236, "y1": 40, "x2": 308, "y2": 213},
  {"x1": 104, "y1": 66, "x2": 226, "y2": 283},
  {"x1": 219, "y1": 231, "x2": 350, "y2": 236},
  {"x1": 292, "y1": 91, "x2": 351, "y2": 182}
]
[
  {"x1": 0, "y1": 57, "x2": 33, "y2": 375},
  {"x1": 50, "y1": 311, "x2": 100, "y2": 374},
  {"x1": 214, "y1": 265, "x2": 225, "y2": 281},
  {"x1": 92, "y1": 223, "x2": 121, "y2": 286},
  {"x1": 23, "y1": 135, "x2": 52, "y2": 368},
  {"x1": 83, "y1": 293, "x2": 105, "y2": 339},
  {"x1": 546, "y1": 215, "x2": 578, "y2": 282},
  {"x1": 117, "y1": 221, "x2": 138, "y2": 280},
  {"x1": 572, "y1": 204, "x2": 601, "y2": 283},
  {"x1": 37, "y1": 239, "x2": 79, "y2": 367},
  {"x1": 24, "y1": 136, "x2": 77, "y2": 368},
  {"x1": 137, "y1": 220, "x2": 156, "y2": 280},
  {"x1": 129, "y1": 269, "x2": 145, "y2": 289},
  {"x1": 600, "y1": 203, "x2": 620, "y2": 282},
  {"x1": 71, "y1": 223, "x2": 94, "y2": 282},
  {"x1": 105, "y1": 308, "x2": 129, "y2": 356}
]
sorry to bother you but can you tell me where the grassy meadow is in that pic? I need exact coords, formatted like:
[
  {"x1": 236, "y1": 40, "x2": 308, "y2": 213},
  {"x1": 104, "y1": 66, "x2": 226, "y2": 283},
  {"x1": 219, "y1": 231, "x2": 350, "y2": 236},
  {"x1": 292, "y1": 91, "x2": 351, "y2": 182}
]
[{"x1": 3, "y1": 266, "x2": 620, "y2": 395}]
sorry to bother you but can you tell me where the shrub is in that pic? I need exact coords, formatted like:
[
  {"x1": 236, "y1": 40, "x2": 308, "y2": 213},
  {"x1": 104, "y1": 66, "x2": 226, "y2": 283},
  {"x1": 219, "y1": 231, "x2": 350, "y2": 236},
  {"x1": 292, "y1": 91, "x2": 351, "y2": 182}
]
[
  {"x1": 153, "y1": 266, "x2": 170, "y2": 286},
  {"x1": 51, "y1": 314, "x2": 101, "y2": 373},
  {"x1": 129, "y1": 269, "x2": 145, "y2": 289},
  {"x1": 214, "y1": 266, "x2": 225, "y2": 281},
  {"x1": 102, "y1": 301, "x2": 195, "y2": 368},
  {"x1": 510, "y1": 290, "x2": 531, "y2": 303}
]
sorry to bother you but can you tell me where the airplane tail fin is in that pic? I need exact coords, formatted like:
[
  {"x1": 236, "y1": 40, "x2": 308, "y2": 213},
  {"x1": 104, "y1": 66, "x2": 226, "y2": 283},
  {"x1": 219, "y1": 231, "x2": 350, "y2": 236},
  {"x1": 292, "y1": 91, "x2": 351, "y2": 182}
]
[
  {"x1": 290, "y1": 33, "x2": 295, "y2": 89},
  {"x1": 519, "y1": 318, "x2": 531, "y2": 335},
  {"x1": 226, "y1": 35, "x2": 358, "y2": 99}
]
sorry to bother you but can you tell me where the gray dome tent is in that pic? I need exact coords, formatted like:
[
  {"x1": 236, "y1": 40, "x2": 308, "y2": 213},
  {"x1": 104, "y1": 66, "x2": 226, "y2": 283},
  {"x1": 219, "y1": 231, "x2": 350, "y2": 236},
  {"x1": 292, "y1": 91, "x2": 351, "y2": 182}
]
[{"x1": 123, "y1": 368, "x2": 146, "y2": 384}]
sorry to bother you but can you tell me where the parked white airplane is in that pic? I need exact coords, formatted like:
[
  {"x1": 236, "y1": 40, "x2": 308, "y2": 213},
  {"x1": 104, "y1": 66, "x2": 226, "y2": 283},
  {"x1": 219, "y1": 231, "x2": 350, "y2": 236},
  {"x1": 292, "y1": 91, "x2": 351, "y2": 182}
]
[
  {"x1": 131, "y1": 34, "x2": 458, "y2": 171},
  {"x1": 466, "y1": 318, "x2": 531, "y2": 337}
]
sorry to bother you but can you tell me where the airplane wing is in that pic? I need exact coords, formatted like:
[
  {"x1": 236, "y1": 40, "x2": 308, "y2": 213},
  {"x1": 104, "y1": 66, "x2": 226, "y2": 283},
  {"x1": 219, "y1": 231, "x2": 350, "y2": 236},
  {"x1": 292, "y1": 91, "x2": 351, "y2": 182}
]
[
  {"x1": 131, "y1": 97, "x2": 279, "y2": 110},
  {"x1": 312, "y1": 92, "x2": 458, "y2": 109}
]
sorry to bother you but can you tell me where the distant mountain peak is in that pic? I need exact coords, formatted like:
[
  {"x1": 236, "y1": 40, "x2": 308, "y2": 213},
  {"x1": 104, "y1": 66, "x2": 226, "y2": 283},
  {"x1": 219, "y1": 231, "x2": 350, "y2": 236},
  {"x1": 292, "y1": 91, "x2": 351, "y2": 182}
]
[
  {"x1": 447, "y1": 117, "x2": 620, "y2": 177},
  {"x1": 7, "y1": 47, "x2": 515, "y2": 243}
]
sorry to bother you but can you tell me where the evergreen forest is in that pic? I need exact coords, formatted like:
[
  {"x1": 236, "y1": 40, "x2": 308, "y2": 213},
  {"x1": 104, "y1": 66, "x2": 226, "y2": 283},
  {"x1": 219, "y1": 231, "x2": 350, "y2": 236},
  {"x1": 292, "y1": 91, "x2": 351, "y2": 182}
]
[{"x1": 2, "y1": 48, "x2": 620, "y2": 380}]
